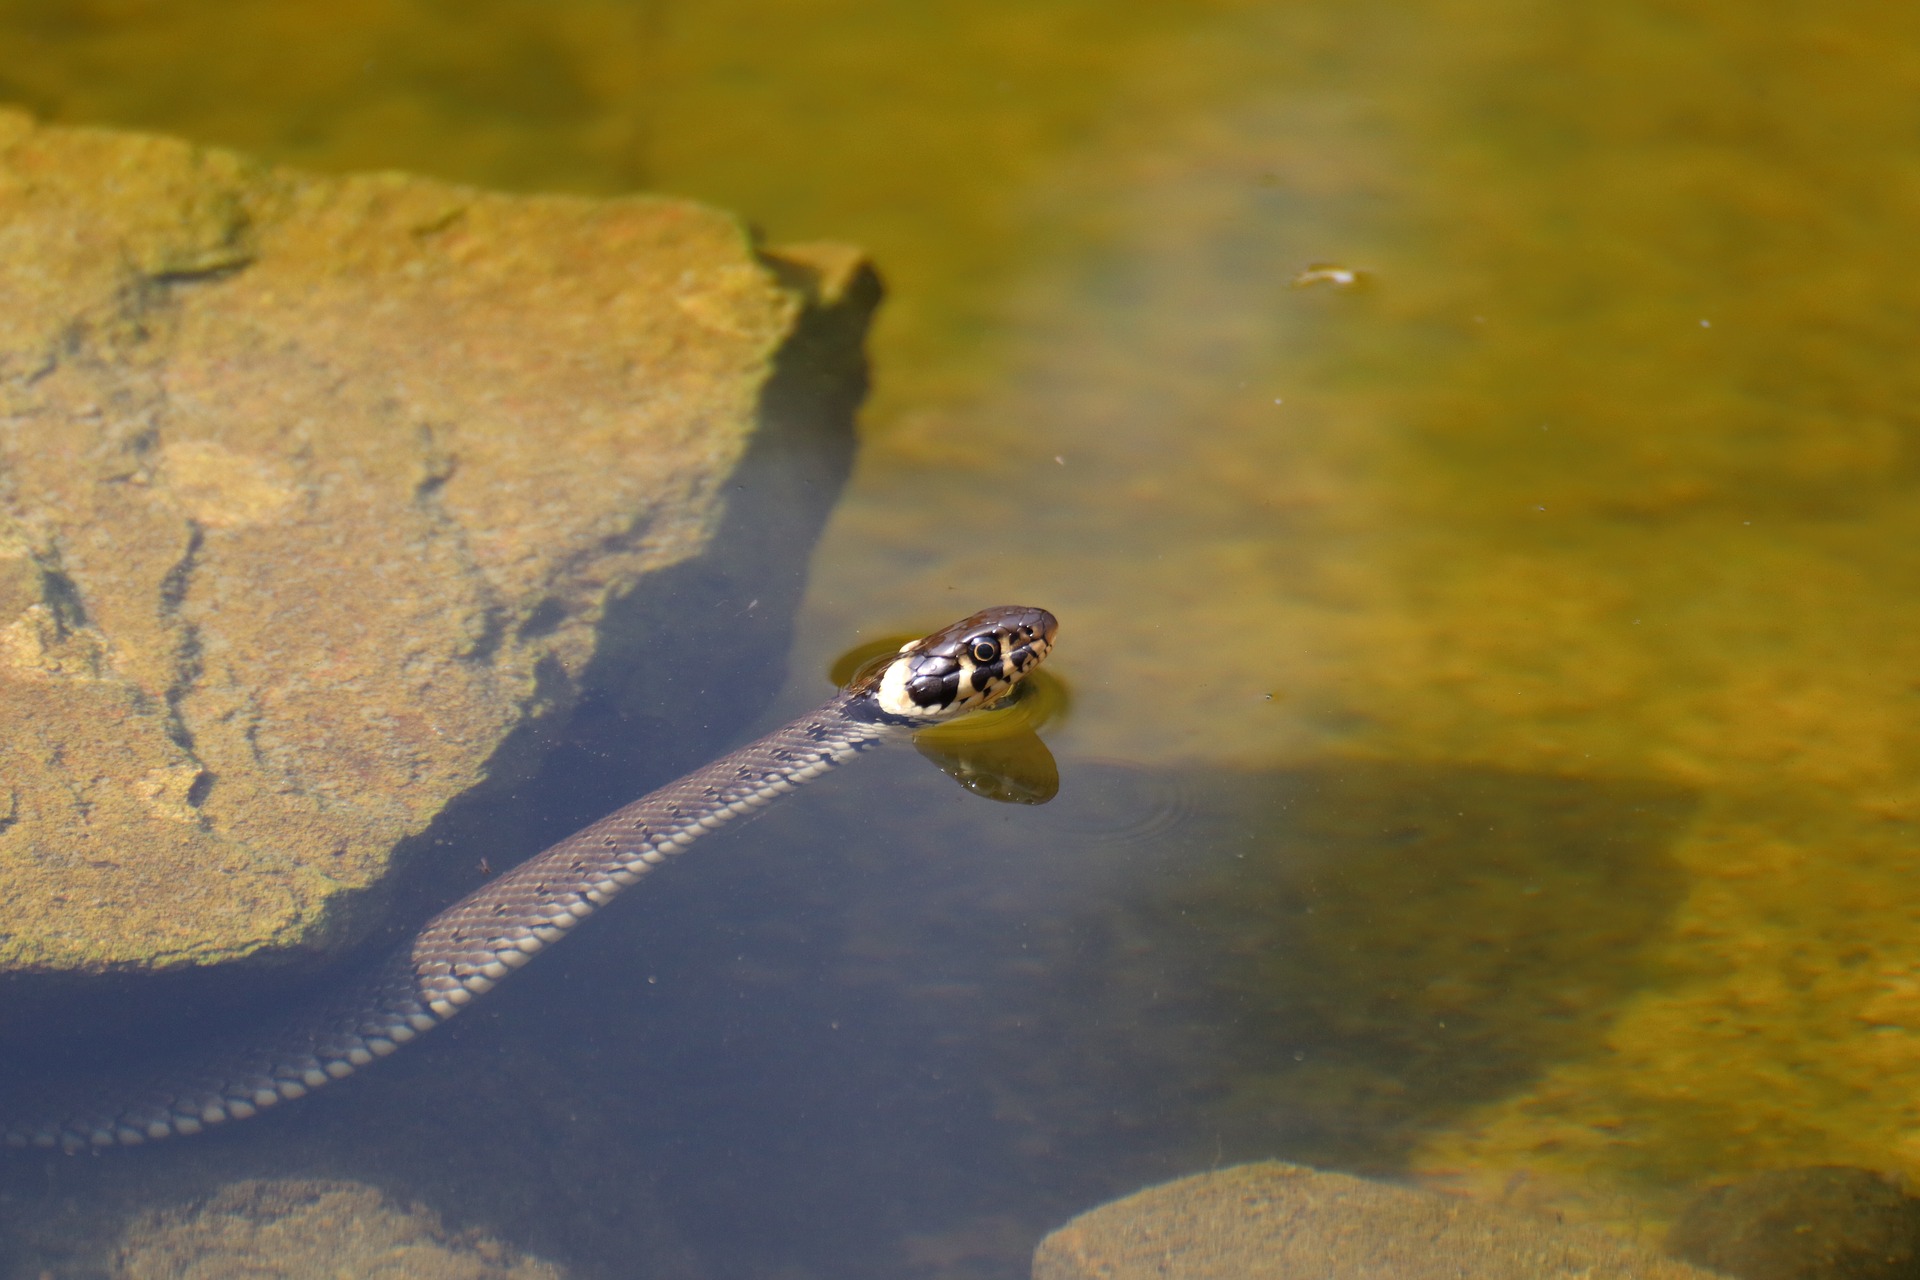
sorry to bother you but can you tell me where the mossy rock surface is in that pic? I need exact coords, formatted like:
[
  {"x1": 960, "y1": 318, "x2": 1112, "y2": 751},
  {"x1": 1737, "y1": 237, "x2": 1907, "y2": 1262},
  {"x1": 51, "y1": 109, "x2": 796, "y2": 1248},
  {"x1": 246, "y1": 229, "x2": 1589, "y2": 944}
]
[
  {"x1": 0, "y1": 110, "x2": 873, "y2": 978},
  {"x1": 1034, "y1": 1161, "x2": 1722, "y2": 1280}
]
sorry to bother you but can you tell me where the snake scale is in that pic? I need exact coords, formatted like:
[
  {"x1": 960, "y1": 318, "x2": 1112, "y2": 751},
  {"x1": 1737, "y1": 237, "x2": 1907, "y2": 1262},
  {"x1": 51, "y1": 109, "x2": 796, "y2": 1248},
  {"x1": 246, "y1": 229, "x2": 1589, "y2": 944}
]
[{"x1": 3, "y1": 605, "x2": 1057, "y2": 1154}]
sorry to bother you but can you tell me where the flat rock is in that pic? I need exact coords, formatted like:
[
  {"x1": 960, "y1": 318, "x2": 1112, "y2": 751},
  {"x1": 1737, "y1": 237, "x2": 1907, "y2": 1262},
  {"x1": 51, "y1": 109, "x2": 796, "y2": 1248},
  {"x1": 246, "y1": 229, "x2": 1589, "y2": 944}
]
[
  {"x1": 1032, "y1": 1162, "x2": 1721, "y2": 1280},
  {"x1": 112, "y1": 1178, "x2": 564, "y2": 1280},
  {"x1": 0, "y1": 109, "x2": 874, "y2": 977}
]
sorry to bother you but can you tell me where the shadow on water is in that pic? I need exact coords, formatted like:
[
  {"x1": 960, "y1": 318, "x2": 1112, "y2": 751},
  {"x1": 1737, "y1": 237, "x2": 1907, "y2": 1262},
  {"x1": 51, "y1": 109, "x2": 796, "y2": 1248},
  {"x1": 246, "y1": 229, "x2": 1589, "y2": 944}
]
[
  {"x1": 0, "y1": 250, "x2": 875, "y2": 1066},
  {"x1": 1065, "y1": 762, "x2": 1701, "y2": 1175},
  {"x1": 1, "y1": 741, "x2": 1695, "y2": 1280}
]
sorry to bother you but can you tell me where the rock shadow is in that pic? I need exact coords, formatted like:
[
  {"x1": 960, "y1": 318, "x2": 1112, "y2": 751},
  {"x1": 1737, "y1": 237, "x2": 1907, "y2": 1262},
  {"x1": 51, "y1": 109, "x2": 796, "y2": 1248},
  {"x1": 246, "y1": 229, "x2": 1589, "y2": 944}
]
[
  {"x1": 0, "y1": 747, "x2": 1695, "y2": 1280},
  {"x1": 0, "y1": 251, "x2": 878, "y2": 1076}
]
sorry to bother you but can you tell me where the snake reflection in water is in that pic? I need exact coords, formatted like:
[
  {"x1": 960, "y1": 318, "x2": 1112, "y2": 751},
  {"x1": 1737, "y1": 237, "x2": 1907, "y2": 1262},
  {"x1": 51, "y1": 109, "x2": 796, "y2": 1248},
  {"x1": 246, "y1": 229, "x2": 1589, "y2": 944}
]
[{"x1": 4, "y1": 605, "x2": 1059, "y2": 1153}]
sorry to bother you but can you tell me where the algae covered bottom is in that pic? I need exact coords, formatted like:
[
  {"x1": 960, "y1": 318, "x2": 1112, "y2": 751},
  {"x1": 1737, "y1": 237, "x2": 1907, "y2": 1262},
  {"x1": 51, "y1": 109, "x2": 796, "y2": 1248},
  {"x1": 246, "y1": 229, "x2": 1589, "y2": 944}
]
[{"x1": 3, "y1": 1, "x2": 1920, "y2": 1277}]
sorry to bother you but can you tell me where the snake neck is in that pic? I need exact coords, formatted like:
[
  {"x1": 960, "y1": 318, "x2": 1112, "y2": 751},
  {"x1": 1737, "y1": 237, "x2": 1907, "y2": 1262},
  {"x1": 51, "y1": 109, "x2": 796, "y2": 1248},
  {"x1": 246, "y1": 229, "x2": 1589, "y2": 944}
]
[
  {"x1": 406, "y1": 692, "x2": 906, "y2": 1007},
  {"x1": 4, "y1": 694, "x2": 909, "y2": 1154}
]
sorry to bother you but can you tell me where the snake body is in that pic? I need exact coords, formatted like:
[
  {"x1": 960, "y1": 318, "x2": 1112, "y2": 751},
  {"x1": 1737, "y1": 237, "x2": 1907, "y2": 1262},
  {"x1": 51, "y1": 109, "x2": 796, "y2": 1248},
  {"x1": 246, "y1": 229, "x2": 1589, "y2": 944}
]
[{"x1": 4, "y1": 605, "x2": 1057, "y2": 1153}]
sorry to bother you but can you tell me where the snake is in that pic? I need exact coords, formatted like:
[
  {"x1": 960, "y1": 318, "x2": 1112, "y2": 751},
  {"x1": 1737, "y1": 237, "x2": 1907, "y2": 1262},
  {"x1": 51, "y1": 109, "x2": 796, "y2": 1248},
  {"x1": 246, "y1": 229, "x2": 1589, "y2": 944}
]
[{"x1": 3, "y1": 605, "x2": 1058, "y2": 1154}]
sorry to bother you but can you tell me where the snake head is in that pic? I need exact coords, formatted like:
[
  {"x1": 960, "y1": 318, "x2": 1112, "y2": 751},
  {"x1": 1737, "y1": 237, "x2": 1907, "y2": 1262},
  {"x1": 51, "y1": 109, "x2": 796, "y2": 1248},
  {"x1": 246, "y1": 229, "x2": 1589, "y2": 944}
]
[{"x1": 852, "y1": 605, "x2": 1058, "y2": 722}]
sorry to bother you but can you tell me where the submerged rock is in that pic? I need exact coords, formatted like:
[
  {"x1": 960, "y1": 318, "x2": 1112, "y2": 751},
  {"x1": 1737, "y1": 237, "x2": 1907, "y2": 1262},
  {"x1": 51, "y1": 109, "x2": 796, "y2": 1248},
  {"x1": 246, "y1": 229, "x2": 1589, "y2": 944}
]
[
  {"x1": 1666, "y1": 1166, "x2": 1920, "y2": 1280},
  {"x1": 0, "y1": 109, "x2": 875, "y2": 981},
  {"x1": 113, "y1": 1178, "x2": 564, "y2": 1279},
  {"x1": 1033, "y1": 1161, "x2": 1719, "y2": 1280}
]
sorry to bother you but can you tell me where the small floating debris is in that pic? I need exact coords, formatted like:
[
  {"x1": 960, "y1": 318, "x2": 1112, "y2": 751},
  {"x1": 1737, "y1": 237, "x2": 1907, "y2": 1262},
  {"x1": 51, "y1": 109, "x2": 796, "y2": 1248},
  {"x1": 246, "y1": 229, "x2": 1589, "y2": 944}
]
[{"x1": 1290, "y1": 262, "x2": 1369, "y2": 290}]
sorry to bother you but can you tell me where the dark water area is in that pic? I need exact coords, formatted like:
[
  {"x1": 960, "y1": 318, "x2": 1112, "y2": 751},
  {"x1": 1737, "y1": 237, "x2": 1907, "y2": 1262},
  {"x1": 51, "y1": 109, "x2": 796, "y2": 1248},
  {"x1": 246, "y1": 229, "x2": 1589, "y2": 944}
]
[{"x1": 2, "y1": 730, "x2": 1700, "y2": 1279}]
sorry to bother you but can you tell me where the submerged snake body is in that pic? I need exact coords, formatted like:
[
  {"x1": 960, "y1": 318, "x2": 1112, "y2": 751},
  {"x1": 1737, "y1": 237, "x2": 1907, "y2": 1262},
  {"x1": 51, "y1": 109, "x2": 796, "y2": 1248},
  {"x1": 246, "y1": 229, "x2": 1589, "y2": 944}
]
[{"x1": 5, "y1": 606, "x2": 1057, "y2": 1153}]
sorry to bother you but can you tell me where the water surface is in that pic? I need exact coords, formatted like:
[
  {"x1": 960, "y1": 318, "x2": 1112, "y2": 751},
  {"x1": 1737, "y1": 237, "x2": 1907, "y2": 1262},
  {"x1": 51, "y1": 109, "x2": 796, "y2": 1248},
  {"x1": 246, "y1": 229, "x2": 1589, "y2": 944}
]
[{"x1": 6, "y1": 0, "x2": 1920, "y2": 1275}]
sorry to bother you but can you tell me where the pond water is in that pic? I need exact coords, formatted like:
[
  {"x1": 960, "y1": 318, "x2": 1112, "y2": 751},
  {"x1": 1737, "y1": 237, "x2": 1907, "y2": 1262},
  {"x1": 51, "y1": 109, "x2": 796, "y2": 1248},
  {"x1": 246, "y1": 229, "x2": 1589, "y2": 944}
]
[{"x1": 5, "y1": 0, "x2": 1920, "y2": 1277}]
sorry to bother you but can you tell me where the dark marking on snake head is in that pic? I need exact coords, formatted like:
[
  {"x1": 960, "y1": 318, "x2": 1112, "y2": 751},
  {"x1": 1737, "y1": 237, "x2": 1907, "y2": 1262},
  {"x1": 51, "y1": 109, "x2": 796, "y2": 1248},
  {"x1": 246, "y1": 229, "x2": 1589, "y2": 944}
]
[{"x1": 908, "y1": 673, "x2": 952, "y2": 707}]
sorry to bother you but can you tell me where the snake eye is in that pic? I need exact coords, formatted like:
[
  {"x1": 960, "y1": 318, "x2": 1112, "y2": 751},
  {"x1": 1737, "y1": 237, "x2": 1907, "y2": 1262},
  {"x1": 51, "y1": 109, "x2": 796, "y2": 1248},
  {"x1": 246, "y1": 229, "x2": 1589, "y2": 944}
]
[{"x1": 970, "y1": 637, "x2": 1000, "y2": 664}]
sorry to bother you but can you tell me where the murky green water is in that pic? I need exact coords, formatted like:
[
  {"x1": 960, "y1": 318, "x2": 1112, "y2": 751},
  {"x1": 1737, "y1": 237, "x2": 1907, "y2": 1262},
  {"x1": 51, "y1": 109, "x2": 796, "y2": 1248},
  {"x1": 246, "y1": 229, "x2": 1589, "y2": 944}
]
[{"x1": 8, "y1": 0, "x2": 1920, "y2": 1273}]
